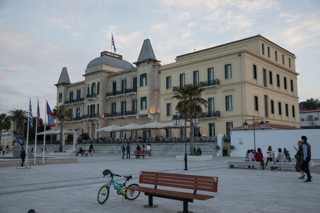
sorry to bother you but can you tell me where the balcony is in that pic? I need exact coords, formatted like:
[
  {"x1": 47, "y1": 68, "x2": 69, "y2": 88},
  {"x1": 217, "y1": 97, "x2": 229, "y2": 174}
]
[
  {"x1": 104, "y1": 110, "x2": 137, "y2": 119},
  {"x1": 105, "y1": 87, "x2": 137, "y2": 99},
  {"x1": 173, "y1": 79, "x2": 220, "y2": 92},
  {"x1": 199, "y1": 111, "x2": 220, "y2": 119},
  {"x1": 86, "y1": 93, "x2": 97, "y2": 101},
  {"x1": 125, "y1": 87, "x2": 137, "y2": 95},
  {"x1": 82, "y1": 113, "x2": 100, "y2": 120},
  {"x1": 64, "y1": 98, "x2": 85, "y2": 105}
]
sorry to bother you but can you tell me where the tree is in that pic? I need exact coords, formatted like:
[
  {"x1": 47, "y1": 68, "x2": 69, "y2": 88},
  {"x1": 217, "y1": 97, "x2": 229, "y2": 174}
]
[
  {"x1": 53, "y1": 105, "x2": 72, "y2": 152},
  {"x1": 300, "y1": 98, "x2": 320, "y2": 110},
  {"x1": 0, "y1": 113, "x2": 11, "y2": 142},
  {"x1": 172, "y1": 84, "x2": 208, "y2": 154},
  {"x1": 9, "y1": 109, "x2": 28, "y2": 136}
]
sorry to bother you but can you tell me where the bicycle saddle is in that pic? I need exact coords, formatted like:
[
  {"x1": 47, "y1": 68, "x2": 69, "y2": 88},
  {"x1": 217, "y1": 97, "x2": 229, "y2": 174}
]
[
  {"x1": 124, "y1": 175, "x2": 132, "y2": 179},
  {"x1": 102, "y1": 169, "x2": 112, "y2": 176}
]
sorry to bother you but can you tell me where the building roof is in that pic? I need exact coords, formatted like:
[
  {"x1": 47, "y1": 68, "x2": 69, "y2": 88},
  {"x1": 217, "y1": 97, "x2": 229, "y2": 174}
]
[
  {"x1": 57, "y1": 67, "x2": 71, "y2": 84},
  {"x1": 136, "y1": 39, "x2": 157, "y2": 63},
  {"x1": 232, "y1": 123, "x2": 300, "y2": 130},
  {"x1": 86, "y1": 55, "x2": 134, "y2": 70},
  {"x1": 300, "y1": 109, "x2": 320, "y2": 113}
]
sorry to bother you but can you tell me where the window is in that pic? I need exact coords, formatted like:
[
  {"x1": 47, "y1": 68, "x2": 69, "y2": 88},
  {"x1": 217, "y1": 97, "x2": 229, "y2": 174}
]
[
  {"x1": 290, "y1": 80, "x2": 294, "y2": 92},
  {"x1": 132, "y1": 130, "x2": 136, "y2": 139},
  {"x1": 133, "y1": 77, "x2": 137, "y2": 90},
  {"x1": 208, "y1": 98, "x2": 214, "y2": 115},
  {"x1": 166, "y1": 76, "x2": 171, "y2": 89},
  {"x1": 112, "y1": 82, "x2": 117, "y2": 94},
  {"x1": 253, "y1": 65, "x2": 257, "y2": 79},
  {"x1": 140, "y1": 73, "x2": 147, "y2": 86},
  {"x1": 87, "y1": 84, "x2": 90, "y2": 94},
  {"x1": 180, "y1": 73, "x2": 185, "y2": 87},
  {"x1": 277, "y1": 74, "x2": 280, "y2": 87},
  {"x1": 91, "y1": 83, "x2": 96, "y2": 95},
  {"x1": 264, "y1": 95, "x2": 268, "y2": 118},
  {"x1": 271, "y1": 100, "x2": 274, "y2": 114},
  {"x1": 76, "y1": 108, "x2": 80, "y2": 117},
  {"x1": 121, "y1": 101, "x2": 126, "y2": 115},
  {"x1": 225, "y1": 95, "x2": 232, "y2": 111},
  {"x1": 194, "y1": 127, "x2": 200, "y2": 136},
  {"x1": 166, "y1": 103, "x2": 171, "y2": 117},
  {"x1": 121, "y1": 131, "x2": 126, "y2": 139},
  {"x1": 141, "y1": 97, "x2": 147, "y2": 110},
  {"x1": 292, "y1": 105, "x2": 295, "y2": 118},
  {"x1": 275, "y1": 51, "x2": 278, "y2": 61},
  {"x1": 289, "y1": 58, "x2": 291, "y2": 68},
  {"x1": 132, "y1": 99, "x2": 137, "y2": 113},
  {"x1": 97, "y1": 82, "x2": 100, "y2": 95},
  {"x1": 143, "y1": 130, "x2": 151, "y2": 138},
  {"x1": 209, "y1": 123, "x2": 215, "y2": 137},
  {"x1": 59, "y1": 93, "x2": 62, "y2": 103},
  {"x1": 267, "y1": 47, "x2": 270, "y2": 58},
  {"x1": 193, "y1": 71, "x2": 199, "y2": 85},
  {"x1": 90, "y1": 104, "x2": 95, "y2": 115},
  {"x1": 208, "y1": 68, "x2": 214, "y2": 83},
  {"x1": 278, "y1": 102, "x2": 282, "y2": 115},
  {"x1": 77, "y1": 90, "x2": 81, "y2": 100},
  {"x1": 284, "y1": 77, "x2": 287, "y2": 90},
  {"x1": 263, "y1": 69, "x2": 267, "y2": 87},
  {"x1": 254, "y1": 96, "x2": 259, "y2": 111},
  {"x1": 166, "y1": 129, "x2": 172, "y2": 138},
  {"x1": 110, "y1": 132, "x2": 114, "y2": 138},
  {"x1": 226, "y1": 122, "x2": 233, "y2": 137},
  {"x1": 225, "y1": 64, "x2": 232, "y2": 79},
  {"x1": 269, "y1": 71, "x2": 273, "y2": 85},
  {"x1": 111, "y1": 103, "x2": 116, "y2": 115},
  {"x1": 262, "y1": 44, "x2": 264, "y2": 55},
  {"x1": 285, "y1": 104, "x2": 288, "y2": 116},
  {"x1": 69, "y1": 91, "x2": 73, "y2": 102},
  {"x1": 180, "y1": 128, "x2": 186, "y2": 138},
  {"x1": 282, "y1": 54, "x2": 285, "y2": 65},
  {"x1": 97, "y1": 104, "x2": 99, "y2": 114},
  {"x1": 308, "y1": 115, "x2": 313, "y2": 121},
  {"x1": 87, "y1": 105, "x2": 89, "y2": 115},
  {"x1": 122, "y1": 79, "x2": 126, "y2": 93},
  {"x1": 68, "y1": 109, "x2": 73, "y2": 117}
]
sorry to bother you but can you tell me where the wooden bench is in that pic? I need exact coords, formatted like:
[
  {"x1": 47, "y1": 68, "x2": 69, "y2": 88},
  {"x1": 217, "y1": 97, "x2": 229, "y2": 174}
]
[
  {"x1": 126, "y1": 171, "x2": 218, "y2": 213},
  {"x1": 228, "y1": 161, "x2": 263, "y2": 170},
  {"x1": 134, "y1": 151, "x2": 150, "y2": 159}
]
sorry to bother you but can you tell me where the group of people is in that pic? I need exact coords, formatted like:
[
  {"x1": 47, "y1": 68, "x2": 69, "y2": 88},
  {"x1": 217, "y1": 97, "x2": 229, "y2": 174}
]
[
  {"x1": 244, "y1": 135, "x2": 312, "y2": 183},
  {"x1": 122, "y1": 143, "x2": 151, "y2": 159}
]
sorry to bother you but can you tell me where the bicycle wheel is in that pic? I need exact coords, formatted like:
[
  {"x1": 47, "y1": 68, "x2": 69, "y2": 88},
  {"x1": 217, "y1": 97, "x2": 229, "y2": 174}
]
[
  {"x1": 97, "y1": 185, "x2": 110, "y2": 204},
  {"x1": 125, "y1": 184, "x2": 140, "y2": 200}
]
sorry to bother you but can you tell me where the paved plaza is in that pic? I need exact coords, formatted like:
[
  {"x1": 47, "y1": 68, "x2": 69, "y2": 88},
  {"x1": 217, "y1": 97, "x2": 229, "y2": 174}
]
[{"x1": 0, "y1": 154, "x2": 319, "y2": 213}]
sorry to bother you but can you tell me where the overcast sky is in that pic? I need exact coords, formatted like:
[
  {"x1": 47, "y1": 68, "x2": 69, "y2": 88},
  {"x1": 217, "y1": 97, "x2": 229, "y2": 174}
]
[{"x1": 1, "y1": 0, "x2": 320, "y2": 117}]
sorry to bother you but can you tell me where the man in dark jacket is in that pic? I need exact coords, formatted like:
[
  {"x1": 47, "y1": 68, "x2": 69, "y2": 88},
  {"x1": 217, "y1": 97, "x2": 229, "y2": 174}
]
[
  {"x1": 300, "y1": 136, "x2": 312, "y2": 182},
  {"x1": 20, "y1": 146, "x2": 27, "y2": 166},
  {"x1": 126, "y1": 143, "x2": 130, "y2": 159},
  {"x1": 121, "y1": 144, "x2": 126, "y2": 159}
]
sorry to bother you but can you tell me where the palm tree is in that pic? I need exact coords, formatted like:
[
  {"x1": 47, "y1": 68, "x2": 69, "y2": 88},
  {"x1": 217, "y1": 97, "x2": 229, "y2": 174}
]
[
  {"x1": 9, "y1": 109, "x2": 28, "y2": 136},
  {"x1": 0, "y1": 113, "x2": 12, "y2": 142},
  {"x1": 53, "y1": 105, "x2": 72, "y2": 152},
  {"x1": 172, "y1": 84, "x2": 208, "y2": 154}
]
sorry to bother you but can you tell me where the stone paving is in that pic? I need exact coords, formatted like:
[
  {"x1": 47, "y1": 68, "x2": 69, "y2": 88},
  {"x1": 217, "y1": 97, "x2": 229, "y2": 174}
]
[{"x1": 0, "y1": 153, "x2": 319, "y2": 213}]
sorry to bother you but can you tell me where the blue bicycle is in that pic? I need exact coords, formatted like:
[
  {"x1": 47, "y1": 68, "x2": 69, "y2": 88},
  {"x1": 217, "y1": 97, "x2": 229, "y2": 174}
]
[{"x1": 97, "y1": 169, "x2": 140, "y2": 204}]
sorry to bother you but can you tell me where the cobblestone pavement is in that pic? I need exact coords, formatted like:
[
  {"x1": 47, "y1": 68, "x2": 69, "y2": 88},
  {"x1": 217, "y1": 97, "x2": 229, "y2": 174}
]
[{"x1": 0, "y1": 154, "x2": 319, "y2": 213}]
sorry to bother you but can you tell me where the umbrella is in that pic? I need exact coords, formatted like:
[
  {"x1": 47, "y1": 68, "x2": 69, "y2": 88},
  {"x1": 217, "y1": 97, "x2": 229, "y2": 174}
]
[
  {"x1": 139, "y1": 121, "x2": 164, "y2": 130},
  {"x1": 96, "y1": 124, "x2": 120, "y2": 132},
  {"x1": 114, "y1": 123, "x2": 143, "y2": 131},
  {"x1": 37, "y1": 129, "x2": 74, "y2": 135}
]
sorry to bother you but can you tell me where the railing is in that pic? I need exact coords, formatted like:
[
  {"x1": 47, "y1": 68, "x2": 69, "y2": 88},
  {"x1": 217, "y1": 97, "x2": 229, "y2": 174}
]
[
  {"x1": 222, "y1": 136, "x2": 230, "y2": 142},
  {"x1": 106, "y1": 87, "x2": 137, "y2": 98},
  {"x1": 104, "y1": 112, "x2": 121, "y2": 118},
  {"x1": 82, "y1": 113, "x2": 100, "y2": 119},
  {"x1": 86, "y1": 93, "x2": 97, "y2": 99},
  {"x1": 199, "y1": 111, "x2": 220, "y2": 118},
  {"x1": 64, "y1": 98, "x2": 84, "y2": 105},
  {"x1": 104, "y1": 110, "x2": 137, "y2": 118},
  {"x1": 125, "y1": 87, "x2": 137, "y2": 94},
  {"x1": 173, "y1": 79, "x2": 220, "y2": 92}
]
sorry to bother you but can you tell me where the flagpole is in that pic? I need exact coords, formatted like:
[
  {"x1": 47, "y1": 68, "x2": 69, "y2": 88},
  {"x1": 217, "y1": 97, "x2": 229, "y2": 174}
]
[
  {"x1": 42, "y1": 100, "x2": 47, "y2": 165},
  {"x1": 34, "y1": 98, "x2": 38, "y2": 165},
  {"x1": 26, "y1": 97, "x2": 30, "y2": 166},
  {"x1": 111, "y1": 33, "x2": 112, "y2": 53}
]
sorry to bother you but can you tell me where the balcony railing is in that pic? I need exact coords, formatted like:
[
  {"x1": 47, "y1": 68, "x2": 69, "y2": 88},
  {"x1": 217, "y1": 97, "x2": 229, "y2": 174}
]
[
  {"x1": 199, "y1": 111, "x2": 220, "y2": 119},
  {"x1": 104, "y1": 110, "x2": 137, "y2": 118},
  {"x1": 64, "y1": 98, "x2": 84, "y2": 105},
  {"x1": 173, "y1": 79, "x2": 220, "y2": 92},
  {"x1": 105, "y1": 87, "x2": 137, "y2": 98},
  {"x1": 82, "y1": 113, "x2": 100, "y2": 119}
]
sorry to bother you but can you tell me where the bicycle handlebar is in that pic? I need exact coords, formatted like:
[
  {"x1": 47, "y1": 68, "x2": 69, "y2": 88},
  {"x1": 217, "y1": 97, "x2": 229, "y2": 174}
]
[{"x1": 114, "y1": 174, "x2": 121, "y2": 177}]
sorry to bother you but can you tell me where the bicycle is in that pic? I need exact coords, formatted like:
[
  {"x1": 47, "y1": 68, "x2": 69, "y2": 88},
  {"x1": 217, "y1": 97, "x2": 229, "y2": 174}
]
[{"x1": 97, "y1": 169, "x2": 140, "y2": 204}]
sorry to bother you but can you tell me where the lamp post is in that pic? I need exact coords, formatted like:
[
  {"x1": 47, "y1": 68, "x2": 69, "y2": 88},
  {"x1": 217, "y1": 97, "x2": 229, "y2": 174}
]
[
  {"x1": 172, "y1": 109, "x2": 199, "y2": 170},
  {"x1": 243, "y1": 116, "x2": 266, "y2": 151}
]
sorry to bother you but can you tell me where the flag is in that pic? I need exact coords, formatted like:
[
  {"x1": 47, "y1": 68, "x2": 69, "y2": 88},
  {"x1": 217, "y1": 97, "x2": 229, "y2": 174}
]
[
  {"x1": 112, "y1": 34, "x2": 116, "y2": 53},
  {"x1": 77, "y1": 108, "x2": 80, "y2": 117},
  {"x1": 37, "y1": 100, "x2": 41, "y2": 127},
  {"x1": 47, "y1": 101, "x2": 55, "y2": 127},
  {"x1": 29, "y1": 99, "x2": 33, "y2": 127}
]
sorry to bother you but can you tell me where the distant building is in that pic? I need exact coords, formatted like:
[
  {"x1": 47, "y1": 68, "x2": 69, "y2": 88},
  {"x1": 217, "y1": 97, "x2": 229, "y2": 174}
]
[
  {"x1": 300, "y1": 109, "x2": 320, "y2": 128},
  {"x1": 55, "y1": 35, "x2": 300, "y2": 139}
]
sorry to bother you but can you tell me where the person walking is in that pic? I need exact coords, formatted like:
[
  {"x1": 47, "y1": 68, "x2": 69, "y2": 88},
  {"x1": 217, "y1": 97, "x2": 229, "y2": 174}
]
[
  {"x1": 265, "y1": 146, "x2": 274, "y2": 168},
  {"x1": 121, "y1": 144, "x2": 126, "y2": 159},
  {"x1": 20, "y1": 146, "x2": 27, "y2": 166},
  {"x1": 294, "y1": 141, "x2": 305, "y2": 179},
  {"x1": 126, "y1": 143, "x2": 130, "y2": 159},
  {"x1": 300, "y1": 136, "x2": 312, "y2": 183}
]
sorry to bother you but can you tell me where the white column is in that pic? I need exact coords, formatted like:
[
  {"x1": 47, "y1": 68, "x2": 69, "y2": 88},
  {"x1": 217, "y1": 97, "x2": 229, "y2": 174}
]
[
  {"x1": 73, "y1": 132, "x2": 77, "y2": 151},
  {"x1": 94, "y1": 123, "x2": 98, "y2": 139},
  {"x1": 88, "y1": 124, "x2": 92, "y2": 139},
  {"x1": 217, "y1": 134, "x2": 224, "y2": 157}
]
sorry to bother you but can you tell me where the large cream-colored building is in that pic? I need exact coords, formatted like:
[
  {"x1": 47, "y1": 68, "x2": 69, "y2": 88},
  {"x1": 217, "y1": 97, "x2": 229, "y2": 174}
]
[{"x1": 56, "y1": 35, "x2": 300, "y2": 139}]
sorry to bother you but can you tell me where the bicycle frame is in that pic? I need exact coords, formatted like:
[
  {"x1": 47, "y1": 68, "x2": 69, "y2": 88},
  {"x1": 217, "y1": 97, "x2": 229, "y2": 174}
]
[{"x1": 106, "y1": 176, "x2": 128, "y2": 195}]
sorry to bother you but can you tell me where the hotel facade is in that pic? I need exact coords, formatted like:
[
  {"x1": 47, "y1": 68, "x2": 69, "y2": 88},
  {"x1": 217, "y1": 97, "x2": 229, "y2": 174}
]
[{"x1": 55, "y1": 35, "x2": 300, "y2": 139}]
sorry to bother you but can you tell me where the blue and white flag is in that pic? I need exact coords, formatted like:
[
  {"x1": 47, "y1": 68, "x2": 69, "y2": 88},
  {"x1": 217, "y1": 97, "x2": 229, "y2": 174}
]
[
  {"x1": 77, "y1": 108, "x2": 80, "y2": 117},
  {"x1": 29, "y1": 99, "x2": 33, "y2": 127},
  {"x1": 112, "y1": 34, "x2": 116, "y2": 53}
]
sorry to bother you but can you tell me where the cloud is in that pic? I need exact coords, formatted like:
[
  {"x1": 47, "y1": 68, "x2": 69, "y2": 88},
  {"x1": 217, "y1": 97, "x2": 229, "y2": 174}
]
[
  {"x1": 47, "y1": 18, "x2": 71, "y2": 29},
  {"x1": 7, "y1": 66, "x2": 18, "y2": 72},
  {"x1": 0, "y1": 73, "x2": 8, "y2": 80}
]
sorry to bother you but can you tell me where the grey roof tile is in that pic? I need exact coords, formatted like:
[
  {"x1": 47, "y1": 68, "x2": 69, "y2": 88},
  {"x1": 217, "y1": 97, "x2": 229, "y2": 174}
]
[
  {"x1": 137, "y1": 39, "x2": 156, "y2": 63},
  {"x1": 86, "y1": 55, "x2": 134, "y2": 70},
  {"x1": 57, "y1": 67, "x2": 71, "y2": 84}
]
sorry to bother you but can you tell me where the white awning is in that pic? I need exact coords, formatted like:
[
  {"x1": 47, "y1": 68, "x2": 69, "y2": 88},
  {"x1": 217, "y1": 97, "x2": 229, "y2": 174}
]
[
  {"x1": 96, "y1": 124, "x2": 121, "y2": 132},
  {"x1": 113, "y1": 123, "x2": 144, "y2": 131},
  {"x1": 37, "y1": 129, "x2": 75, "y2": 135}
]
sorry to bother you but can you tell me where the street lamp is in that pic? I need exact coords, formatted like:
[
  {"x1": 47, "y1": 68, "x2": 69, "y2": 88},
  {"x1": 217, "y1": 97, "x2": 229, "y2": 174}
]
[
  {"x1": 172, "y1": 110, "x2": 199, "y2": 170},
  {"x1": 243, "y1": 116, "x2": 265, "y2": 151}
]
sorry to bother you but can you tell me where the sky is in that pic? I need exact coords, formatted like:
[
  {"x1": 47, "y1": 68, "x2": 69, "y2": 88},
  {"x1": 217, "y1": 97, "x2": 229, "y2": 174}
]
[{"x1": 1, "y1": 0, "x2": 320, "y2": 117}]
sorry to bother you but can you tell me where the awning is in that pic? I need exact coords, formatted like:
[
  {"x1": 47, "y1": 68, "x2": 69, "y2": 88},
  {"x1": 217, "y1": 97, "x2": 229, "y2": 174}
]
[
  {"x1": 96, "y1": 124, "x2": 121, "y2": 132},
  {"x1": 37, "y1": 129, "x2": 75, "y2": 135}
]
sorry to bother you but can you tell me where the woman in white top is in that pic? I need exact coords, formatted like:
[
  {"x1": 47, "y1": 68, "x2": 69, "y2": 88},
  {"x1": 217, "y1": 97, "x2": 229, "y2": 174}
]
[
  {"x1": 146, "y1": 143, "x2": 151, "y2": 156},
  {"x1": 266, "y1": 146, "x2": 274, "y2": 167}
]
